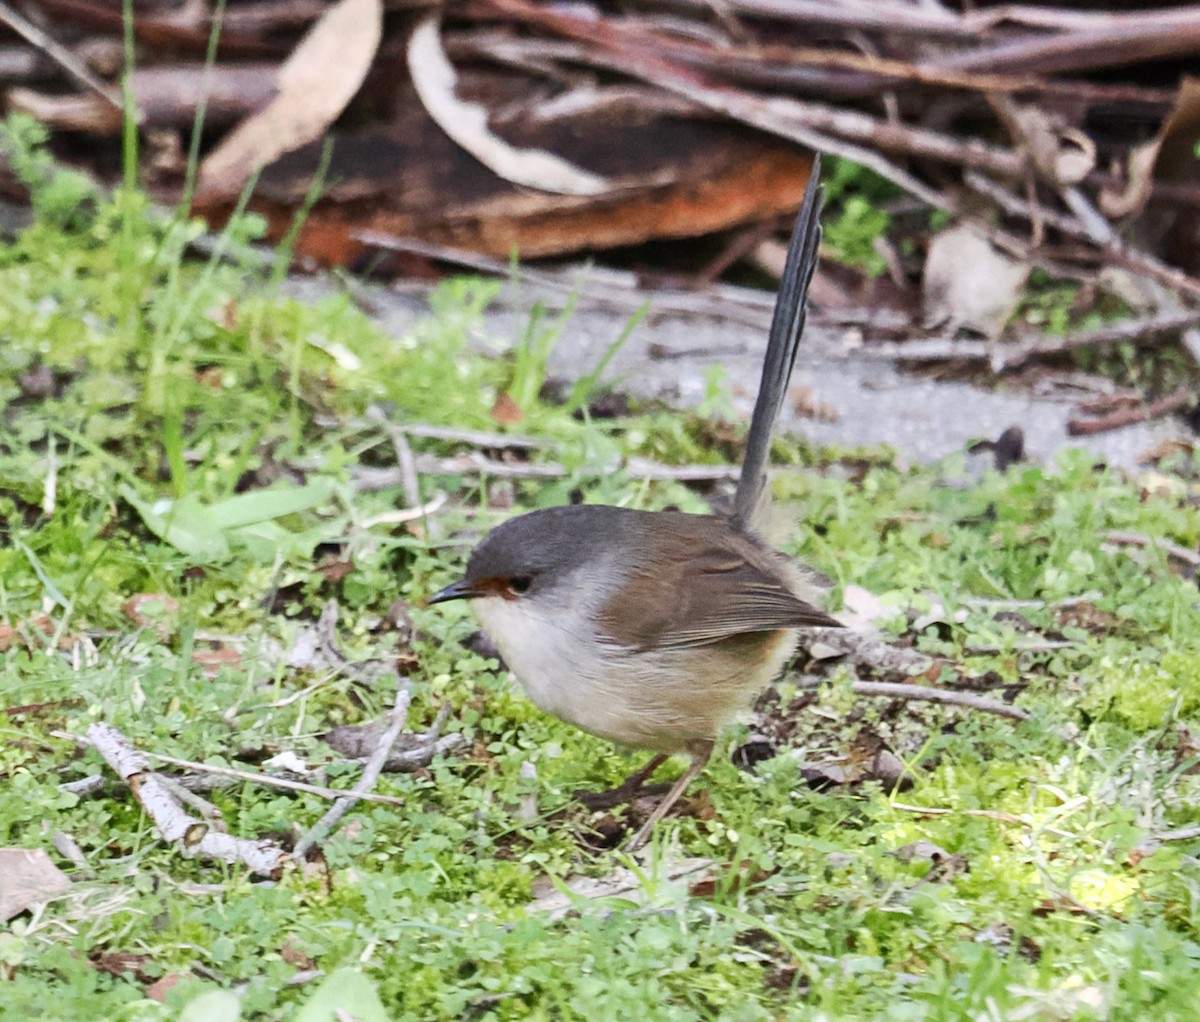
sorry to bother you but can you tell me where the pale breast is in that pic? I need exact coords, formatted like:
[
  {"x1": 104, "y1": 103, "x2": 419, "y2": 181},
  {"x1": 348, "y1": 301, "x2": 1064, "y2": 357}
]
[{"x1": 473, "y1": 592, "x2": 798, "y2": 752}]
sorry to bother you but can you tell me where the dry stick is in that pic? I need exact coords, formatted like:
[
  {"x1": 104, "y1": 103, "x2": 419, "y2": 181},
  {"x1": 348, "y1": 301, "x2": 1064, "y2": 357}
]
[
  {"x1": 366, "y1": 405, "x2": 421, "y2": 510},
  {"x1": 1102, "y1": 530, "x2": 1200, "y2": 572},
  {"x1": 1154, "y1": 824, "x2": 1200, "y2": 843},
  {"x1": 0, "y1": 2, "x2": 123, "y2": 109},
  {"x1": 657, "y1": 0, "x2": 983, "y2": 39},
  {"x1": 474, "y1": 10, "x2": 1043, "y2": 181},
  {"x1": 474, "y1": 17, "x2": 1176, "y2": 111},
  {"x1": 795, "y1": 677, "x2": 1030, "y2": 721},
  {"x1": 963, "y1": 2, "x2": 1200, "y2": 34},
  {"x1": 809, "y1": 628, "x2": 935, "y2": 677},
  {"x1": 889, "y1": 802, "x2": 1079, "y2": 840},
  {"x1": 365, "y1": 405, "x2": 442, "y2": 538},
  {"x1": 398, "y1": 422, "x2": 545, "y2": 450},
  {"x1": 465, "y1": 20, "x2": 946, "y2": 208},
  {"x1": 360, "y1": 492, "x2": 448, "y2": 529},
  {"x1": 1067, "y1": 386, "x2": 1193, "y2": 437},
  {"x1": 293, "y1": 686, "x2": 412, "y2": 860},
  {"x1": 353, "y1": 228, "x2": 778, "y2": 331},
  {"x1": 935, "y1": 8, "x2": 1200, "y2": 76},
  {"x1": 87, "y1": 722, "x2": 289, "y2": 877},
  {"x1": 965, "y1": 171, "x2": 1200, "y2": 301},
  {"x1": 350, "y1": 454, "x2": 741, "y2": 490},
  {"x1": 999, "y1": 309, "x2": 1200, "y2": 371},
  {"x1": 146, "y1": 753, "x2": 408, "y2": 805}
]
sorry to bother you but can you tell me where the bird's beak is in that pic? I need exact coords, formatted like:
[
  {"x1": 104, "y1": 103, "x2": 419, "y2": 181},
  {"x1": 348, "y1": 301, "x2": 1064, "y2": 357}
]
[{"x1": 427, "y1": 578, "x2": 483, "y2": 605}]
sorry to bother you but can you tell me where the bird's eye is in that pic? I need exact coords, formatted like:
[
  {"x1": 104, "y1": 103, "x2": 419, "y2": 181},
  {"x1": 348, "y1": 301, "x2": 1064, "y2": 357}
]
[{"x1": 508, "y1": 575, "x2": 532, "y2": 595}]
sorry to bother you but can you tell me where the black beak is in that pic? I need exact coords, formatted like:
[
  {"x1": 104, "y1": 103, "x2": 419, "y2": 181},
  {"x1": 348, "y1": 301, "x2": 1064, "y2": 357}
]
[{"x1": 427, "y1": 578, "x2": 481, "y2": 605}]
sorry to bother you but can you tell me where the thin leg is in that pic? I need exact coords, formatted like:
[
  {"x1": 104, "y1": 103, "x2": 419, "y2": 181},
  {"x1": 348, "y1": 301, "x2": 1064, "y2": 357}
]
[
  {"x1": 576, "y1": 753, "x2": 669, "y2": 811},
  {"x1": 622, "y1": 752, "x2": 670, "y2": 791},
  {"x1": 625, "y1": 741, "x2": 714, "y2": 852}
]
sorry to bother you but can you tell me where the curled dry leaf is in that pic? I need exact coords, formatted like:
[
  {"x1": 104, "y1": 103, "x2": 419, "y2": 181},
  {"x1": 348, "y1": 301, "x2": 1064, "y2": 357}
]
[
  {"x1": 198, "y1": 0, "x2": 383, "y2": 196},
  {"x1": 121, "y1": 593, "x2": 180, "y2": 638},
  {"x1": 993, "y1": 98, "x2": 1096, "y2": 186},
  {"x1": 922, "y1": 225, "x2": 1029, "y2": 340},
  {"x1": 408, "y1": 15, "x2": 609, "y2": 197},
  {"x1": 528, "y1": 858, "x2": 713, "y2": 920},
  {"x1": 1100, "y1": 76, "x2": 1200, "y2": 219},
  {"x1": 490, "y1": 392, "x2": 524, "y2": 427},
  {"x1": 0, "y1": 848, "x2": 72, "y2": 920},
  {"x1": 191, "y1": 644, "x2": 242, "y2": 676}
]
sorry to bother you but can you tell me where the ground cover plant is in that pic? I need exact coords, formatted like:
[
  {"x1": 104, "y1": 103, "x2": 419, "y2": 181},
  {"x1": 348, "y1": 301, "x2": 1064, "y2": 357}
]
[{"x1": 1, "y1": 119, "x2": 1199, "y2": 1020}]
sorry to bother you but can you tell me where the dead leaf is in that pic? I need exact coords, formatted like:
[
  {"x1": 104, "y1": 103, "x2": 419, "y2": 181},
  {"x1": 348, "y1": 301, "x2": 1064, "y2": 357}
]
[
  {"x1": 408, "y1": 15, "x2": 608, "y2": 197},
  {"x1": 316, "y1": 556, "x2": 354, "y2": 583},
  {"x1": 198, "y1": 0, "x2": 383, "y2": 196},
  {"x1": 870, "y1": 748, "x2": 913, "y2": 792},
  {"x1": 490, "y1": 393, "x2": 524, "y2": 427},
  {"x1": 191, "y1": 645, "x2": 242, "y2": 676},
  {"x1": 837, "y1": 584, "x2": 890, "y2": 631},
  {"x1": 790, "y1": 385, "x2": 839, "y2": 423},
  {"x1": 1054, "y1": 601, "x2": 1119, "y2": 635},
  {"x1": 280, "y1": 939, "x2": 316, "y2": 970},
  {"x1": 923, "y1": 225, "x2": 1029, "y2": 339},
  {"x1": 0, "y1": 848, "x2": 72, "y2": 920},
  {"x1": 528, "y1": 858, "x2": 713, "y2": 920},
  {"x1": 145, "y1": 972, "x2": 190, "y2": 1002},
  {"x1": 1101, "y1": 77, "x2": 1200, "y2": 219},
  {"x1": 1137, "y1": 438, "x2": 1195, "y2": 465},
  {"x1": 121, "y1": 594, "x2": 180, "y2": 638},
  {"x1": 90, "y1": 951, "x2": 151, "y2": 978},
  {"x1": 967, "y1": 425, "x2": 1025, "y2": 472},
  {"x1": 0, "y1": 615, "x2": 76, "y2": 652},
  {"x1": 18, "y1": 364, "x2": 55, "y2": 399},
  {"x1": 991, "y1": 98, "x2": 1096, "y2": 187}
]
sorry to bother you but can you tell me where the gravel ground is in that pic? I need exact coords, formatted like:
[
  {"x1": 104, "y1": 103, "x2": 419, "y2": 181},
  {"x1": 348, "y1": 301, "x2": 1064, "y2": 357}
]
[{"x1": 288, "y1": 274, "x2": 1188, "y2": 472}]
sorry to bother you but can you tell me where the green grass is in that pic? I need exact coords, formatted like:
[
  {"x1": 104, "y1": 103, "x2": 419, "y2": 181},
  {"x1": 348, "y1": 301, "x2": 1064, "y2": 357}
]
[{"x1": 1, "y1": 120, "x2": 1199, "y2": 1021}]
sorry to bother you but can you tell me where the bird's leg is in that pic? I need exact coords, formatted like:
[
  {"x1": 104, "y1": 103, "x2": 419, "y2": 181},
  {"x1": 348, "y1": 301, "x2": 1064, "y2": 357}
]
[
  {"x1": 576, "y1": 753, "x2": 669, "y2": 810},
  {"x1": 625, "y1": 740, "x2": 714, "y2": 852}
]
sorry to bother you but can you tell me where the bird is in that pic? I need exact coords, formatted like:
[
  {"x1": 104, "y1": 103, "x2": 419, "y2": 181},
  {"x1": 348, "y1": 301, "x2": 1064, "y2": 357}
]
[{"x1": 430, "y1": 156, "x2": 839, "y2": 849}]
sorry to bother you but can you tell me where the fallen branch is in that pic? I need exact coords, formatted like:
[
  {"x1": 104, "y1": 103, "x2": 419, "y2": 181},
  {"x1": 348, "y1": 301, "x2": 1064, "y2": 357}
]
[
  {"x1": 145, "y1": 753, "x2": 408, "y2": 805},
  {"x1": 807, "y1": 628, "x2": 936, "y2": 677},
  {"x1": 796, "y1": 676, "x2": 1030, "y2": 721},
  {"x1": 293, "y1": 685, "x2": 412, "y2": 860},
  {"x1": 0, "y1": 2, "x2": 122, "y2": 110},
  {"x1": 1102, "y1": 529, "x2": 1200, "y2": 573},
  {"x1": 351, "y1": 229, "x2": 778, "y2": 331},
  {"x1": 396, "y1": 422, "x2": 546, "y2": 450},
  {"x1": 1067, "y1": 385, "x2": 1193, "y2": 436},
  {"x1": 890, "y1": 801, "x2": 1076, "y2": 840},
  {"x1": 965, "y1": 171, "x2": 1200, "y2": 301},
  {"x1": 999, "y1": 309, "x2": 1200, "y2": 370},
  {"x1": 349, "y1": 453, "x2": 741, "y2": 489},
  {"x1": 86, "y1": 722, "x2": 289, "y2": 877}
]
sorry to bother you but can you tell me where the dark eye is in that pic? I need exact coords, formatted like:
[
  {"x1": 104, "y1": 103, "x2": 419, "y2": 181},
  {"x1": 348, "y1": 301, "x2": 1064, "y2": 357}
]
[{"x1": 508, "y1": 575, "x2": 532, "y2": 595}]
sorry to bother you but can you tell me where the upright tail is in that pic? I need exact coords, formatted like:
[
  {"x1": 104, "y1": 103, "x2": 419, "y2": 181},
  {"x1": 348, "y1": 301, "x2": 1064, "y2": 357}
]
[{"x1": 733, "y1": 154, "x2": 824, "y2": 527}]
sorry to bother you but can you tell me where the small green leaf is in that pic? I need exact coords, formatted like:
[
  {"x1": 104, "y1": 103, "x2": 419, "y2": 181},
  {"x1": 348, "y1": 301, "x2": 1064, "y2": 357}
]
[
  {"x1": 177, "y1": 989, "x2": 241, "y2": 1022},
  {"x1": 294, "y1": 969, "x2": 390, "y2": 1022},
  {"x1": 207, "y1": 480, "x2": 333, "y2": 530},
  {"x1": 121, "y1": 486, "x2": 229, "y2": 560}
]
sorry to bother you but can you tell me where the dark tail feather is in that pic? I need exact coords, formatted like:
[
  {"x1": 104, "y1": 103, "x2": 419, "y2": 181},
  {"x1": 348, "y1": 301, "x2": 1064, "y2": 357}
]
[{"x1": 734, "y1": 155, "x2": 824, "y2": 526}]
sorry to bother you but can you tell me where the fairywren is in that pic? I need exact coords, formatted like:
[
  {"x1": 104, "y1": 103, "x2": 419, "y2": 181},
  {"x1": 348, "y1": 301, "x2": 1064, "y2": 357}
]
[{"x1": 431, "y1": 156, "x2": 838, "y2": 848}]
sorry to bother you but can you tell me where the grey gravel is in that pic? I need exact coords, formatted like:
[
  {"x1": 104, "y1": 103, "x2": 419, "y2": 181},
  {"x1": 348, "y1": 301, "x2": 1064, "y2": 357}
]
[{"x1": 285, "y1": 274, "x2": 1189, "y2": 472}]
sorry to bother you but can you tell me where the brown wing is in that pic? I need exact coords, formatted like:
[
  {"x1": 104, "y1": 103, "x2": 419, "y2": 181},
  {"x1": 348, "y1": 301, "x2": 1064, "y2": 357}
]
[{"x1": 598, "y1": 516, "x2": 840, "y2": 651}]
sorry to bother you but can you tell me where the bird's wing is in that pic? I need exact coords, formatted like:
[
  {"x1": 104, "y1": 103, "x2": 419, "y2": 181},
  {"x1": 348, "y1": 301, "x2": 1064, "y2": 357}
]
[{"x1": 598, "y1": 524, "x2": 839, "y2": 651}]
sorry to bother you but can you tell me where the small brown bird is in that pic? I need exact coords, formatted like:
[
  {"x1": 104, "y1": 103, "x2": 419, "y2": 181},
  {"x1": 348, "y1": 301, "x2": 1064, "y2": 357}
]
[{"x1": 431, "y1": 157, "x2": 839, "y2": 848}]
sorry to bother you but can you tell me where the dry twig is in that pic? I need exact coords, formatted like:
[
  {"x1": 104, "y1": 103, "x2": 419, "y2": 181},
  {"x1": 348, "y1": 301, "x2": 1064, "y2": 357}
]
[
  {"x1": 1067, "y1": 386, "x2": 1193, "y2": 436},
  {"x1": 796, "y1": 676, "x2": 1030, "y2": 721},
  {"x1": 293, "y1": 685, "x2": 412, "y2": 860},
  {"x1": 86, "y1": 722, "x2": 289, "y2": 877}
]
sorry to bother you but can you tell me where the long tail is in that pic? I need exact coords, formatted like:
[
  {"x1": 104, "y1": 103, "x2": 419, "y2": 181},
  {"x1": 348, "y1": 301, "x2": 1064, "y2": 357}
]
[{"x1": 734, "y1": 154, "x2": 824, "y2": 526}]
